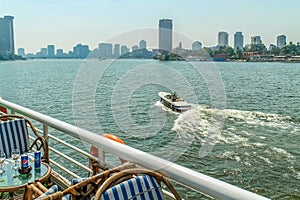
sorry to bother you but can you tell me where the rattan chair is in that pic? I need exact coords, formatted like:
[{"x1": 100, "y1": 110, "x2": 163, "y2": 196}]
[
  {"x1": 25, "y1": 163, "x2": 136, "y2": 200},
  {"x1": 94, "y1": 168, "x2": 181, "y2": 200},
  {"x1": 0, "y1": 114, "x2": 49, "y2": 163},
  {"x1": 26, "y1": 163, "x2": 181, "y2": 200}
]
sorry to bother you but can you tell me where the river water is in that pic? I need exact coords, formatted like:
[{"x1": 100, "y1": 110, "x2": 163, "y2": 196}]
[{"x1": 0, "y1": 59, "x2": 299, "y2": 199}]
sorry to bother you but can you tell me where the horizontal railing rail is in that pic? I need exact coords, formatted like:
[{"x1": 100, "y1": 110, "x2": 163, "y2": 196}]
[{"x1": 0, "y1": 98, "x2": 270, "y2": 200}]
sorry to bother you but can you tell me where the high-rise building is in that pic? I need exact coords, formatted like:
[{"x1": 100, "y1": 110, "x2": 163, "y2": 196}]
[
  {"x1": 73, "y1": 43, "x2": 90, "y2": 58},
  {"x1": 47, "y1": 45, "x2": 55, "y2": 58},
  {"x1": 218, "y1": 31, "x2": 229, "y2": 46},
  {"x1": 192, "y1": 41, "x2": 202, "y2": 50},
  {"x1": 251, "y1": 36, "x2": 262, "y2": 45},
  {"x1": 0, "y1": 16, "x2": 15, "y2": 56},
  {"x1": 40, "y1": 48, "x2": 48, "y2": 57},
  {"x1": 139, "y1": 40, "x2": 146, "y2": 49},
  {"x1": 159, "y1": 19, "x2": 173, "y2": 52},
  {"x1": 121, "y1": 45, "x2": 129, "y2": 55},
  {"x1": 277, "y1": 35, "x2": 286, "y2": 48},
  {"x1": 17, "y1": 48, "x2": 25, "y2": 57},
  {"x1": 56, "y1": 49, "x2": 64, "y2": 57},
  {"x1": 132, "y1": 45, "x2": 139, "y2": 52},
  {"x1": 114, "y1": 44, "x2": 120, "y2": 57},
  {"x1": 98, "y1": 43, "x2": 113, "y2": 58},
  {"x1": 234, "y1": 32, "x2": 244, "y2": 50}
]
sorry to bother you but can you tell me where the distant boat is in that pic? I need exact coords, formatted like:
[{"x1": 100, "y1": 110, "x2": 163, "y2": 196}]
[{"x1": 158, "y1": 92, "x2": 191, "y2": 113}]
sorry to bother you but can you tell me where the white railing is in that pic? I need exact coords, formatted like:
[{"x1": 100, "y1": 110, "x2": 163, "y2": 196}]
[{"x1": 0, "y1": 98, "x2": 270, "y2": 200}]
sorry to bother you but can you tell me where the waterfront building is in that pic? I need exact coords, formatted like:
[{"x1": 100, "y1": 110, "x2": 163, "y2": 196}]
[
  {"x1": 47, "y1": 45, "x2": 55, "y2": 58},
  {"x1": 0, "y1": 16, "x2": 15, "y2": 57},
  {"x1": 132, "y1": 45, "x2": 139, "y2": 52},
  {"x1": 251, "y1": 36, "x2": 262, "y2": 45},
  {"x1": 98, "y1": 43, "x2": 113, "y2": 58},
  {"x1": 121, "y1": 45, "x2": 129, "y2": 55},
  {"x1": 17, "y1": 48, "x2": 25, "y2": 57},
  {"x1": 73, "y1": 43, "x2": 90, "y2": 58},
  {"x1": 139, "y1": 40, "x2": 146, "y2": 49},
  {"x1": 277, "y1": 35, "x2": 286, "y2": 48},
  {"x1": 268, "y1": 44, "x2": 276, "y2": 51},
  {"x1": 192, "y1": 41, "x2": 202, "y2": 50},
  {"x1": 234, "y1": 32, "x2": 244, "y2": 50},
  {"x1": 114, "y1": 44, "x2": 120, "y2": 57},
  {"x1": 56, "y1": 49, "x2": 64, "y2": 57},
  {"x1": 41, "y1": 48, "x2": 48, "y2": 57},
  {"x1": 159, "y1": 19, "x2": 173, "y2": 52},
  {"x1": 218, "y1": 31, "x2": 229, "y2": 46}
]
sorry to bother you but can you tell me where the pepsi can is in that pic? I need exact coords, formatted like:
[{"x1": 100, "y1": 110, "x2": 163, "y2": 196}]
[
  {"x1": 34, "y1": 151, "x2": 41, "y2": 169},
  {"x1": 21, "y1": 154, "x2": 29, "y2": 169}
]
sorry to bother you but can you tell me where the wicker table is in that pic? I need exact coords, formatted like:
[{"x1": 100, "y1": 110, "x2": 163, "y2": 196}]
[{"x1": 0, "y1": 157, "x2": 51, "y2": 199}]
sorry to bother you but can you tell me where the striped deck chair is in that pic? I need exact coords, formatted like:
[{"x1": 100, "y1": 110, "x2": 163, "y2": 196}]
[
  {"x1": 0, "y1": 115, "x2": 49, "y2": 163},
  {"x1": 94, "y1": 168, "x2": 182, "y2": 200}
]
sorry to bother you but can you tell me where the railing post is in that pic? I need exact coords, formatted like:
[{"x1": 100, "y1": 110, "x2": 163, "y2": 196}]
[
  {"x1": 98, "y1": 148, "x2": 105, "y2": 163},
  {"x1": 43, "y1": 124, "x2": 49, "y2": 141}
]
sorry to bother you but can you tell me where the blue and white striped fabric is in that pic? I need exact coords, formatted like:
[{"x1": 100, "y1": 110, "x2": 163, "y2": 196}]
[
  {"x1": 34, "y1": 185, "x2": 70, "y2": 200},
  {"x1": 35, "y1": 185, "x2": 58, "y2": 200},
  {"x1": 0, "y1": 119, "x2": 30, "y2": 158},
  {"x1": 100, "y1": 175, "x2": 165, "y2": 200}
]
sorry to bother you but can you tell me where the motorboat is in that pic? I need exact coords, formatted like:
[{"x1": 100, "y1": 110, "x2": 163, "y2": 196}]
[{"x1": 158, "y1": 92, "x2": 191, "y2": 113}]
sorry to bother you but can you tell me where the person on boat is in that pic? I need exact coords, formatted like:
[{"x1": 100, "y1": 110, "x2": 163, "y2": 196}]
[{"x1": 172, "y1": 92, "x2": 177, "y2": 102}]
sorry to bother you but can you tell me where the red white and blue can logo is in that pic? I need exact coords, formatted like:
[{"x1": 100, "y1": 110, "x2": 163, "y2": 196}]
[
  {"x1": 21, "y1": 154, "x2": 29, "y2": 169},
  {"x1": 34, "y1": 151, "x2": 41, "y2": 168}
]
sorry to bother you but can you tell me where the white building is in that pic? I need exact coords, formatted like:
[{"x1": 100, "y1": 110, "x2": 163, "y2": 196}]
[
  {"x1": 132, "y1": 45, "x2": 139, "y2": 51},
  {"x1": 277, "y1": 35, "x2": 286, "y2": 48},
  {"x1": 139, "y1": 40, "x2": 146, "y2": 49},
  {"x1": 192, "y1": 41, "x2": 202, "y2": 50},
  {"x1": 218, "y1": 31, "x2": 229, "y2": 46},
  {"x1": 17, "y1": 48, "x2": 25, "y2": 57},
  {"x1": 234, "y1": 32, "x2": 244, "y2": 50},
  {"x1": 0, "y1": 16, "x2": 15, "y2": 56},
  {"x1": 114, "y1": 44, "x2": 120, "y2": 57},
  {"x1": 251, "y1": 36, "x2": 262, "y2": 45},
  {"x1": 98, "y1": 43, "x2": 113, "y2": 58},
  {"x1": 159, "y1": 19, "x2": 173, "y2": 52},
  {"x1": 121, "y1": 45, "x2": 129, "y2": 55}
]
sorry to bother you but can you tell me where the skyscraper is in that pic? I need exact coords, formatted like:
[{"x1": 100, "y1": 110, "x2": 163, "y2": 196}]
[
  {"x1": 98, "y1": 43, "x2": 113, "y2": 58},
  {"x1": 0, "y1": 16, "x2": 15, "y2": 56},
  {"x1": 251, "y1": 36, "x2": 262, "y2": 45},
  {"x1": 277, "y1": 35, "x2": 286, "y2": 48},
  {"x1": 139, "y1": 40, "x2": 146, "y2": 49},
  {"x1": 17, "y1": 48, "x2": 25, "y2": 57},
  {"x1": 121, "y1": 45, "x2": 129, "y2": 55},
  {"x1": 47, "y1": 45, "x2": 55, "y2": 58},
  {"x1": 159, "y1": 19, "x2": 172, "y2": 52},
  {"x1": 114, "y1": 44, "x2": 120, "y2": 57},
  {"x1": 218, "y1": 31, "x2": 229, "y2": 46},
  {"x1": 234, "y1": 32, "x2": 244, "y2": 50}
]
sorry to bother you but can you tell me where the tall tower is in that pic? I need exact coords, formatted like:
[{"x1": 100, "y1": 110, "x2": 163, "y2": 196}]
[
  {"x1": 277, "y1": 35, "x2": 286, "y2": 48},
  {"x1": 251, "y1": 36, "x2": 262, "y2": 45},
  {"x1": 139, "y1": 40, "x2": 146, "y2": 49},
  {"x1": 47, "y1": 45, "x2": 55, "y2": 58},
  {"x1": 0, "y1": 16, "x2": 15, "y2": 56},
  {"x1": 159, "y1": 19, "x2": 172, "y2": 52},
  {"x1": 234, "y1": 32, "x2": 244, "y2": 50},
  {"x1": 218, "y1": 31, "x2": 229, "y2": 46},
  {"x1": 114, "y1": 44, "x2": 120, "y2": 57}
]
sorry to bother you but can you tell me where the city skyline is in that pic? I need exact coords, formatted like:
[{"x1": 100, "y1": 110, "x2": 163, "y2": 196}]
[{"x1": 1, "y1": 0, "x2": 300, "y2": 52}]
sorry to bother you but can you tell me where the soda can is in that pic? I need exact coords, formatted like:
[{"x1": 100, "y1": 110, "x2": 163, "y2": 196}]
[
  {"x1": 34, "y1": 151, "x2": 41, "y2": 169},
  {"x1": 21, "y1": 154, "x2": 29, "y2": 169}
]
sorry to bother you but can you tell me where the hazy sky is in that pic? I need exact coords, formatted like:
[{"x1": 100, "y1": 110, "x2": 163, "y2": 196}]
[{"x1": 1, "y1": 0, "x2": 299, "y2": 53}]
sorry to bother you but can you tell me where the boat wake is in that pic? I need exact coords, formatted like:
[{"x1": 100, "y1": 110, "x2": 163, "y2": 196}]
[{"x1": 170, "y1": 104, "x2": 299, "y2": 181}]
